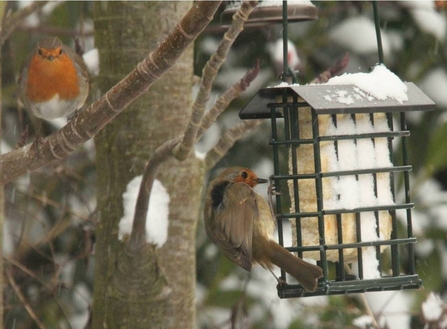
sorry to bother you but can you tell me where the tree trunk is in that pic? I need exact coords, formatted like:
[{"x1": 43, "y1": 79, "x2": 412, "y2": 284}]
[
  {"x1": 92, "y1": 2, "x2": 202, "y2": 328},
  {"x1": 0, "y1": 9, "x2": 4, "y2": 329}
]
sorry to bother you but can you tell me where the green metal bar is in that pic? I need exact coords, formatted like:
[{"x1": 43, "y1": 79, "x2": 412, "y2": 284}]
[
  {"x1": 372, "y1": 0, "x2": 384, "y2": 64},
  {"x1": 331, "y1": 114, "x2": 345, "y2": 280},
  {"x1": 277, "y1": 274, "x2": 422, "y2": 298},
  {"x1": 311, "y1": 109, "x2": 328, "y2": 277},
  {"x1": 386, "y1": 112, "x2": 400, "y2": 276},
  {"x1": 270, "y1": 165, "x2": 412, "y2": 181},
  {"x1": 319, "y1": 131, "x2": 411, "y2": 141},
  {"x1": 355, "y1": 212, "x2": 364, "y2": 279},
  {"x1": 274, "y1": 89, "x2": 288, "y2": 281},
  {"x1": 270, "y1": 139, "x2": 315, "y2": 146},
  {"x1": 267, "y1": 101, "x2": 309, "y2": 107},
  {"x1": 321, "y1": 166, "x2": 412, "y2": 178},
  {"x1": 401, "y1": 111, "x2": 416, "y2": 275},
  {"x1": 282, "y1": 0, "x2": 288, "y2": 82},
  {"x1": 283, "y1": 100, "x2": 291, "y2": 143},
  {"x1": 277, "y1": 0, "x2": 289, "y2": 282},
  {"x1": 370, "y1": 113, "x2": 382, "y2": 274},
  {"x1": 336, "y1": 213, "x2": 345, "y2": 279},
  {"x1": 324, "y1": 203, "x2": 414, "y2": 214},
  {"x1": 280, "y1": 203, "x2": 414, "y2": 219},
  {"x1": 289, "y1": 237, "x2": 417, "y2": 253},
  {"x1": 269, "y1": 130, "x2": 411, "y2": 146},
  {"x1": 290, "y1": 95, "x2": 303, "y2": 258}
]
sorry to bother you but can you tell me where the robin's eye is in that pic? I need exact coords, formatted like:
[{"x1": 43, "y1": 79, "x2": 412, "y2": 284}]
[
  {"x1": 59, "y1": 49, "x2": 63, "y2": 55},
  {"x1": 38, "y1": 49, "x2": 43, "y2": 56},
  {"x1": 240, "y1": 171, "x2": 248, "y2": 179}
]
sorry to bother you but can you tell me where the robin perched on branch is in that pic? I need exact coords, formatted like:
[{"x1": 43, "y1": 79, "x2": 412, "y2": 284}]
[
  {"x1": 18, "y1": 37, "x2": 89, "y2": 121},
  {"x1": 204, "y1": 166, "x2": 323, "y2": 292}
]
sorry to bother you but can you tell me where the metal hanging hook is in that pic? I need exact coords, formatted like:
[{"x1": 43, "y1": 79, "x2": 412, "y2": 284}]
[
  {"x1": 281, "y1": 0, "x2": 298, "y2": 84},
  {"x1": 372, "y1": 0, "x2": 384, "y2": 64}
]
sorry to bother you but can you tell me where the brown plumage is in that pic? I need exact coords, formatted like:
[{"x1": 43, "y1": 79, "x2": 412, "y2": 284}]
[{"x1": 204, "y1": 166, "x2": 323, "y2": 292}]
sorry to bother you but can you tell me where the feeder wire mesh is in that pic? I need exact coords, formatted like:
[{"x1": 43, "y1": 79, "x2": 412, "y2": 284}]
[{"x1": 237, "y1": 0, "x2": 435, "y2": 298}]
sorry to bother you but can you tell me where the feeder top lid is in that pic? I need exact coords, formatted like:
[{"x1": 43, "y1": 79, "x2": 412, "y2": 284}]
[
  {"x1": 221, "y1": 1, "x2": 318, "y2": 28},
  {"x1": 239, "y1": 82, "x2": 436, "y2": 119}
]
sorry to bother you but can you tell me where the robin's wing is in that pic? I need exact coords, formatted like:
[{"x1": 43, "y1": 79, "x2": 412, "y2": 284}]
[
  {"x1": 17, "y1": 49, "x2": 35, "y2": 102},
  {"x1": 213, "y1": 182, "x2": 257, "y2": 271},
  {"x1": 62, "y1": 45, "x2": 89, "y2": 82}
]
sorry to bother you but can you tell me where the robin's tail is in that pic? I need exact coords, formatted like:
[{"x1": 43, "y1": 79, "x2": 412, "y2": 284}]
[{"x1": 267, "y1": 240, "x2": 323, "y2": 292}]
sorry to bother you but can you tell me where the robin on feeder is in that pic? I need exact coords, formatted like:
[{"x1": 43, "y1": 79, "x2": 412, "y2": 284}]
[
  {"x1": 204, "y1": 166, "x2": 323, "y2": 292},
  {"x1": 18, "y1": 37, "x2": 89, "y2": 121}
]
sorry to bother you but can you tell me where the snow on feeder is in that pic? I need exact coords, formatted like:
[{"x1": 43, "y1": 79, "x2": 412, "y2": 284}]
[
  {"x1": 220, "y1": 0, "x2": 318, "y2": 28},
  {"x1": 239, "y1": 65, "x2": 435, "y2": 297}
]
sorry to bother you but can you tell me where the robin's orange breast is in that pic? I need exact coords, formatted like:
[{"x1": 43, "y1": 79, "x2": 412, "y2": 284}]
[{"x1": 25, "y1": 53, "x2": 80, "y2": 103}]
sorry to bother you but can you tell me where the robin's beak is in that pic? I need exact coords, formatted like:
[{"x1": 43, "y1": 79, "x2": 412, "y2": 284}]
[
  {"x1": 256, "y1": 178, "x2": 268, "y2": 184},
  {"x1": 47, "y1": 56, "x2": 54, "y2": 61}
]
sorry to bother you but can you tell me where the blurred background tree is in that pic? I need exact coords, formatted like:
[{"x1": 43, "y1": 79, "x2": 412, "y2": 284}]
[{"x1": 2, "y1": 1, "x2": 447, "y2": 329}]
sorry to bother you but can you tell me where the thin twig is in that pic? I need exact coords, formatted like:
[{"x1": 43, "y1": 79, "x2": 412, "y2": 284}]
[
  {"x1": 7, "y1": 268, "x2": 46, "y2": 329},
  {"x1": 12, "y1": 189, "x2": 90, "y2": 221},
  {"x1": 196, "y1": 59, "x2": 260, "y2": 141},
  {"x1": 1, "y1": 1, "x2": 49, "y2": 45},
  {"x1": 358, "y1": 293, "x2": 381, "y2": 329},
  {"x1": 344, "y1": 264, "x2": 381, "y2": 329},
  {"x1": 173, "y1": 0, "x2": 258, "y2": 161},
  {"x1": 6, "y1": 256, "x2": 75, "y2": 329},
  {"x1": 310, "y1": 53, "x2": 349, "y2": 84},
  {"x1": 205, "y1": 119, "x2": 264, "y2": 170}
]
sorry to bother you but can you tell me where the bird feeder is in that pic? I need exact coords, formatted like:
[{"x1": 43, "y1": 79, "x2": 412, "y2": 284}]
[
  {"x1": 239, "y1": 77, "x2": 435, "y2": 297},
  {"x1": 220, "y1": 0, "x2": 318, "y2": 28}
]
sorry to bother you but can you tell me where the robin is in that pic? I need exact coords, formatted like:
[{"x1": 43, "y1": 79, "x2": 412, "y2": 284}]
[
  {"x1": 18, "y1": 37, "x2": 89, "y2": 121},
  {"x1": 204, "y1": 166, "x2": 323, "y2": 292}
]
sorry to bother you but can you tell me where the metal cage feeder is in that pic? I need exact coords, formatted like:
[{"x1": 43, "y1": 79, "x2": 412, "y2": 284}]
[{"x1": 239, "y1": 82, "x2": 435, "y2": 298}]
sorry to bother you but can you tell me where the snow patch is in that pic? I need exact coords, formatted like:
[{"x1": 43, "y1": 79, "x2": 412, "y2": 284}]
[
  {"x1": 326, "y1": 64, "x2": 408, "y2": 104},
  {"x1": 119, "y1": 176, "x2": 170, "y2": 247}
]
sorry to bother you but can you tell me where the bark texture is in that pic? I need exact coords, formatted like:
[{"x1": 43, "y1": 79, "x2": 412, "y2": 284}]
[{"x1": 93, "y1": 2, "x2": 203, "y2": 328}]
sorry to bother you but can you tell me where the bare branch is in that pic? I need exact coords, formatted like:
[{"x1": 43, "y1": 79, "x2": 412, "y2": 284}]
[
  {"x1": 205, "y1": 119, "x2": 264, "y2": 170},
  {"x1": 0, "y1": 1, "x2": 221, "y2": 186},
  {"x1": 311, "y1": 52, "x2": 349, "y2": 84},
  {"x1": 196, "y1": 59, "x2": 260, "y2": 141},
  {"x1": 129, "y1": 138, "x2": 178, "y2": 252},
  {"x1": 1, "y1": 1, "x2": 49, "y2": 45},
  {"x1": 7, "y1": 268, "x2": 46, "y2": 329},
  {"x1": 172, "y1": 0, "x2": 258, "y2": 161},
  {"x1": 6, "y1": 256, "x2": 76, "y2": 329}
]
